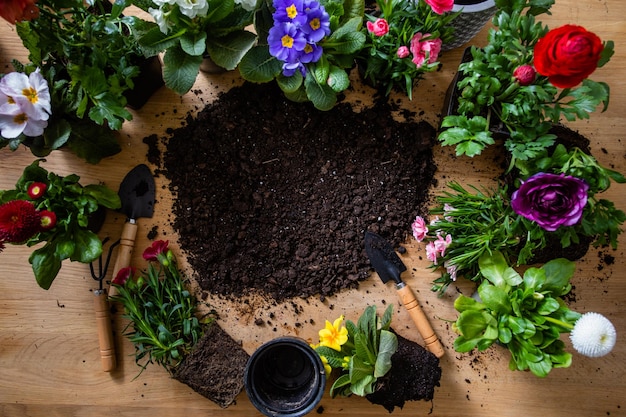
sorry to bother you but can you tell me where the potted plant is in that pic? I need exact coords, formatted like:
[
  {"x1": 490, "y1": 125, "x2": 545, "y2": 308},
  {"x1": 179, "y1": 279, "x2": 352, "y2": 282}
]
[
  {"x1": 441, "y1": 0, "x2": 497, "y2": 51},
  {"x1": 132, "y1": 0, "x2": 259, "y2": 95},
  {"x1": 112, "y1": 240, "x2": 250, "y2": 408},
  {"x1": 452, "y1": 251, "x2": 617, "y2": 377},
  {"x1": 357, "y1": 0, "x2": 458, "y2": 99},
  {"x1": 1, "y1": 0, "x2": 162, "y2": 163},
  {"x1": 438, "y1": 0, "x2": 613, "y2": 170},
  {"x1": 238, "y1": 0, "x2": 366, "y2": 111},
  {"x1": 411, "y1": 135, "x2": 625, "y2": 294},
  {"x1": 0, "y1": 159, "x2": 121, "y2": 289},
  {"x1": 312, "y1": 304, "x2": 441, "y2": 412}
]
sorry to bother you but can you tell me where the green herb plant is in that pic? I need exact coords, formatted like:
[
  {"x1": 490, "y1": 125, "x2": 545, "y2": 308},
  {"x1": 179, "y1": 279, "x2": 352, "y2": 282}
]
[
  {"x1": 112, "y1": 241, "x2": 215, "y2": 376},
  {"x1": 315, "y1": 304, "x2": 398, "y2": 397},
  {"x1": 453, "y1": 251, "x2": 581, "y2": 377},
  {"x1": 0, "y1": 159, "x2": 121, "y2": 289},
  {"x1": 438, "y1": 0, "x2": 613, "y2": 169},
  {"x1": 11, "y1": 0, "x2": 150, "y2": 163}
]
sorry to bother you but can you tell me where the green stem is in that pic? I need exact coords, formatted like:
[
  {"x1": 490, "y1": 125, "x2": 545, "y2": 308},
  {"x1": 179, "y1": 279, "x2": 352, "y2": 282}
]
[{"x1": 543, "y1": 316, "x2": 574, "y2": 331}]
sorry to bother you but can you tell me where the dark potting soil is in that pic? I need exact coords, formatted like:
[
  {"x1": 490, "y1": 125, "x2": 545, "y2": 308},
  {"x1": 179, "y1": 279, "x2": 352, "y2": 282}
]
[
  {"x1": 366, "y1": 332, "x2": 441, "y2": 412},
  {"x1": 160, "y1": 81, "x2": 437, "y2": 302},
  {"x1": 173, "y1": 323, "x2": 249, "y2": 408}
]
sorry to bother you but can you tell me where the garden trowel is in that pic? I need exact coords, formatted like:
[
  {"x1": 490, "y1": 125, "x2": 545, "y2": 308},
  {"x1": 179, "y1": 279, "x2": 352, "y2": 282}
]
[
  {"x1": 110, "y1": 164, "x2": 156, "y2": 294},
  {"x1": 364, "y1": 231, "x2": 445, "y2": 358}
]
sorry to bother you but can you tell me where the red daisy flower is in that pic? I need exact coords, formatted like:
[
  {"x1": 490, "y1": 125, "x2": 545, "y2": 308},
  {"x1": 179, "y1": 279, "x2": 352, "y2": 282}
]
[
  {"x1": 27, "y1": 182, "x2": 48, "y2": 199},
  {"x1": 39, "y1": 210, "x2": 57, "y2": 230},
  {"x1": 0, "y1": 200, "x2": 42, "y2": 243}
]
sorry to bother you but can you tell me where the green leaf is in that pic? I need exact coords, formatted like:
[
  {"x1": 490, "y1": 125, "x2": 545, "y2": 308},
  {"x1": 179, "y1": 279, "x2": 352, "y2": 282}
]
[
  {"x1": 540, "y1": 258, "x2": 575, "y2": 295},
  {"x1": 205, "y1": 31, "x2": 257, "y2": 70},
  {"x1": 277, "y1": 71, "x2": 303, "y2": 93},
  {"x1": 162, "y1": 46, "x2": 203, "y2": 95},
  {"x1": 180, "y1": 32, "x2": 207, "y2": 57},
  {"x1": 304, "y1": 74, "x2": 337, "y2": 111},
  {"x1": 327, "y1": 66, "x2": 350, "y2": 93},
  {"x1": 456, "y1": 310, "x2": 489, "y2": 339},
  {"x1": 239, "y1": 45, "x2": 282, "y2": 83},
  {"x1": 69, "y1": 229, "x2": 103, "y2": 263},
  {"x1": 374, "y1": 330, "x2": 397, "y2": 378},
  {"x1": 82, "y1": 184, "x2": 121, "y2": 209},
  {"x1": 478, "y1": 283, "x2": 512, "y2": 314},
  {"x1": 30, "y1": 244, "x2": 62, "y2": 290},
  {"x1": 478, "y1": 251, "x2": 522, "y2": 287},
  {"x1": 454, "y1": 294, "x2": 486, "y2": 312}
]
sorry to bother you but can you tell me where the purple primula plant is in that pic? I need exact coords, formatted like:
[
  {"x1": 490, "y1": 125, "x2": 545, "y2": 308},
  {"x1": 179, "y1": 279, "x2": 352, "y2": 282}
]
[{"x1": 240, "y1": 0, "x2": 366, "y2": 110}]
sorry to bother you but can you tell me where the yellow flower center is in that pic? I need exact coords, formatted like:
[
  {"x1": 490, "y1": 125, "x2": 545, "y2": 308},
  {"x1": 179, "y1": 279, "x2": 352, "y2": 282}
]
[
  {"x1": 286, "y1": 4, "x2": 297, "y2": 19},
  {"x1": 309, "y1": 18, "x2": 320, "y2": 31},
  {"x1": 304, "y1": 44, "x2": 313, "y2": 54},
  {"x1": 281, "y1": 35, "x2": 294, "y2": 48},
  {"x1": 22, "y1": 86, "x2": 39, "y2": 104},
  {"x1": 13, "y1": 113, "x2": 27, "y2": 125}
]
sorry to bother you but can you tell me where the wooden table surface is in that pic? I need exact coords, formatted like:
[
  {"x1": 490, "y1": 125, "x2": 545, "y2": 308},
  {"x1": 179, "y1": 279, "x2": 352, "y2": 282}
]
[{"x1": 1, "y1": 1, "x2": 625, "y2": 416}]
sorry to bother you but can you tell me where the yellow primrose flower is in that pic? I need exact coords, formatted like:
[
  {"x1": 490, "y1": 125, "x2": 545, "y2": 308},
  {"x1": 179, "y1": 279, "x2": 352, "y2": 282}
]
[
  {"x1": 320, "y1": 355, "x2": 332, "y2": 377},
  {"x1": 318, "y1": 315, "x2": 348, "y2": 351}
]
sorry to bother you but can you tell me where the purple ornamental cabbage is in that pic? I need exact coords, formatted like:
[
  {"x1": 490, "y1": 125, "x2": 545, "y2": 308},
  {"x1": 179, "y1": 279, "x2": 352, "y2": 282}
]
[{"x1": 511, "y1": 172, "x2": 589, "y2": 232}]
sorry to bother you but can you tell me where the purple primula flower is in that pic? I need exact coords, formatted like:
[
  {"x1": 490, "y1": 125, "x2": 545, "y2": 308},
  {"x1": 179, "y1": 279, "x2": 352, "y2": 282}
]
[
  {"x1": 301, "y1": 2, "x2": 330, "y2": 43},
  {"x1": 511, "y1": 172, "x2": 589, "y2": 232},
  {"x1": 299, "y1": 43, "x2": 323, "y2": 64},
  {"x1": 282, "y1": 61, "x2": 307, "y2": 77},
  {"x1": 273, "y1": 0, "x2": 307, "y2": 25},
  {"x1": 268, "y1": 21, "x2": 308, "y2": 63}
]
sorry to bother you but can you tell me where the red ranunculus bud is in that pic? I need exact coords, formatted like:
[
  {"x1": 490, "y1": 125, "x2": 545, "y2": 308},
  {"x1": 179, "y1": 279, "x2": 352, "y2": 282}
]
[{"x1": 513, "y1": 65, "x2": 536, "y2": 86}]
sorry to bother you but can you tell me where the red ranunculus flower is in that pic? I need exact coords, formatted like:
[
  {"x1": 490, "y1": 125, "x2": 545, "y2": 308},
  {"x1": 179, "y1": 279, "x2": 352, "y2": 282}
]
[
  {"x1": 0, "y1": 0, "x2": 39, "y2": 24},
  {"x1": 513, "y1": 64, "x2": 536, "y2": 86},
  {"x1": 534, "y1": 25, "x2": 604, "y2": 88},
  {"x1": 27, "y1": 182, "x2": 47, "y2": 199},
  {"x1": 424, "y1": 0, "x2": 454, "y2": 15},
  {"x1": 39, "y1": 210, "x2": 56, "y2": 230},
  {"x1": 143, "y1": 240, "x2": 170, "y2": 261},
  {"x1": 0, "y1": 200, "x2": 42, "y2": 243}
]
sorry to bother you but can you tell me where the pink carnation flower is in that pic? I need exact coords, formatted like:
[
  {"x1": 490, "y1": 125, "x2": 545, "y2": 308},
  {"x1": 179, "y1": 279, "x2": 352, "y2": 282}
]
[
  {"x1": 410, "y1": 33, "x2": 442, "y2": 67},
  {"x1": 411, "y1": 216, "x2": 429, "y2": 242},
  {"x1": 397, "y1": 46, "x2": 410, "y2": 59},
  {"x1": 367, "y1": 18, "x2": 389, "y2": 36}
]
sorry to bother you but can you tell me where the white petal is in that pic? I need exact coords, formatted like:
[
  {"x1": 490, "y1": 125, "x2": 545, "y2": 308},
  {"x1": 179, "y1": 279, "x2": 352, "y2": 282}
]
[{"x1": 570, "y1": 312, "x2": 617, "y2": 358}]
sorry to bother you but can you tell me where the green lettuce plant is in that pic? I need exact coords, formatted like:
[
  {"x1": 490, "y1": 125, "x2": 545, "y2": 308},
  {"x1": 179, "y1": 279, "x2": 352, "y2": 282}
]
[
  {"x1": 453, "y1": 251, "x2": 587, "y2": 377},
  {"x1": 314, "y1": 304, "x2": 398, "y2": 397}
]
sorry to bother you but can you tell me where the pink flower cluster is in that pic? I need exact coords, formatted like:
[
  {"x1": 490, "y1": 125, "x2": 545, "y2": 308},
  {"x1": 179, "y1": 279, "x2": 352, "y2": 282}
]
[
  {"x1": 411, "y1": 215, "x2": 456, "y2": 280},
  {"x1": 366, "y1": 18, "x2": 442, "y2": 68}
]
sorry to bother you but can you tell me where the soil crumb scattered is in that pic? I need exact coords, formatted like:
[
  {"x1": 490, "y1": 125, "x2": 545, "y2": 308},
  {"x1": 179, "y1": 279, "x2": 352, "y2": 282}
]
[{"x1": 160, "y1": 81, "x2": 437, "y2": 302}]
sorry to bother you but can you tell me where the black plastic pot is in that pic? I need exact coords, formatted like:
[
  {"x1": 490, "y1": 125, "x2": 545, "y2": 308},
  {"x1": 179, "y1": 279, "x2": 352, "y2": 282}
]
[
  {"x1": 442, "y1": 0, "x2": 497, "y2": 51},
  {"x1": 244, "y1": 337, "x2": 326, "y2": 417}
]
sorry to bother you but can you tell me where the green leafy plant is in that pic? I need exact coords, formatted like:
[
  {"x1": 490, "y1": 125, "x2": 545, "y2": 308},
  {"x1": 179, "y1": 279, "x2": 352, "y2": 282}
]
[
  {"x1": 5, "y1": 0, "x2": 152, "y2": 163},
  {"x1": 112, "y1": 240, "x2": 215, "y2": 376},
  {"x1": 239, "y1": 0, "x2": 366, "y2": 111},
  {"x1": 0, "y1": 159, "x2": 121, "y2": 289},
  {"x1": 313, "y1": 304, "x2": 398, "y2": 397},
  {"x1": 357, "y1": 0, "x2": 457, "y2": 99},
  {"x1": 452, "y1": 251, "x2": 616, "y2": 377},
  {"x1": 132, "y1": 0, "x2": 258, "y2": 95},
  {"x1": 438, "y1": 0, "x2": 613, "y2": 169}
]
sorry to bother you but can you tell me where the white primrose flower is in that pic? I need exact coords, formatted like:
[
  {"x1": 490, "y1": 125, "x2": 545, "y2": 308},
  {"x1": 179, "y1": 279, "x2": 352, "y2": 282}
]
[
  {"x1": 149, "y1": 7, "x2": 172, "y2": 34},
  {"x1": 235, "y1": 0, "x2": 258, "y2": 11},
  {"x1": 570, "y1": 312, "x2": 617, "y2": 358},
  {"x1": 176, "y1": 0, "x2": 208, "y2": 19},
  {"x1": 0, "y1": 104, "x2": 48, "y2": 138},
  {"x1": 0, "y1": 70, "x2": 51, "y2": 121},
  {"x1": 0, "y1": 70, "x2": 50, "y2": 139}
]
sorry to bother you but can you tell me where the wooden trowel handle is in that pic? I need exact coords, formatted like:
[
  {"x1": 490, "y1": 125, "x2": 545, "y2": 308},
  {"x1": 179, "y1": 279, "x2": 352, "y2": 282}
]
[
  {"x1": 396, "y1": 284, "x2": 445, "y2": 358},
  {"x1": 94, "y1": 290, "x2": 116, "y2": 372},
  {"x1": 109, "y1": 221, "x2": 138, "y2": 297}
]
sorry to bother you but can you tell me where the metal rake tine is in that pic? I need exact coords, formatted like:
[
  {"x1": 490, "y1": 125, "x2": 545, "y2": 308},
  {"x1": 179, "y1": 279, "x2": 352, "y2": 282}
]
[{"x1": 90, "y1": 237, "x2": 121, "y2": 289}]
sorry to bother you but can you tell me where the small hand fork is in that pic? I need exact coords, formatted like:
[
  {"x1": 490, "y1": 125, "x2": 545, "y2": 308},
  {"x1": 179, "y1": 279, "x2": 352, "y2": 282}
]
[{"x1": 90, "y1": 237, "x2": 120, "y2": 372}]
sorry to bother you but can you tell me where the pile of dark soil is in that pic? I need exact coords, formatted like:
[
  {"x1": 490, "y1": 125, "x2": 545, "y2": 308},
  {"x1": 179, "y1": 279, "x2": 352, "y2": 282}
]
[
  {"x1": 366, "y1": 332, "x2": 441, "y2": 412},
  {"x1": 160, "y1": 81, "x2": 437, "y2": 302}
]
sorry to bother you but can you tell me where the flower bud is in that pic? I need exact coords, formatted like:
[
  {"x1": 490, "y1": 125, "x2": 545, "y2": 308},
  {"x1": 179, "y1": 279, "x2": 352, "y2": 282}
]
[{"x1": 513, "y1": 64, "x2": 536, "y2": 86}]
